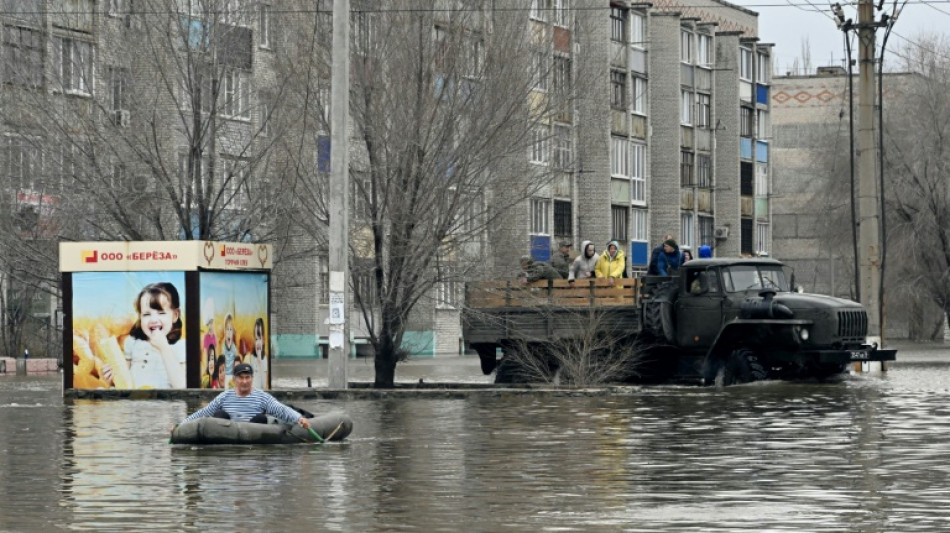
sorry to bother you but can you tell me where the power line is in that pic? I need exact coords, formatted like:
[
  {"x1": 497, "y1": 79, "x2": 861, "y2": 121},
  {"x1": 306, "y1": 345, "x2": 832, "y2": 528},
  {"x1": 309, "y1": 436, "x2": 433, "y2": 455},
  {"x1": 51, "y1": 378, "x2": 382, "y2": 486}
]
[{"x1": 7, "y1": 1, "x2": 950, "y2": 17}]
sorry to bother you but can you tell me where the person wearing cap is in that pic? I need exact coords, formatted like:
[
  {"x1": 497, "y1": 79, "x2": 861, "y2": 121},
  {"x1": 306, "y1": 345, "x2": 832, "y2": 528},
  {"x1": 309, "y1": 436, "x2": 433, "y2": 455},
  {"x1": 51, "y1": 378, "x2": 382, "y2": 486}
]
[
  {"x1": 549, "y1": 241, "x2": 572, "y2": 279},
  {"x1": 657, "y1": 239, "x2": 682, "y2": 276},
  {"x1": 647, "y1": 233, "x2": 674, "y2": 275},
  {"x1": 179, "y1": 363, "x2": 311, "y2": 429}
]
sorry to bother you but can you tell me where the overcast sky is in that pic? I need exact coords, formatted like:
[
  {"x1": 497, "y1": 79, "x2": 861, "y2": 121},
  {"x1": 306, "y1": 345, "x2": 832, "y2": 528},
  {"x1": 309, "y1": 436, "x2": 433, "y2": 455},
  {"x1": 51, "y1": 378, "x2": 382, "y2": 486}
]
[{"x1": 727, "y1": 0, "x2": 947, "y2": 73}]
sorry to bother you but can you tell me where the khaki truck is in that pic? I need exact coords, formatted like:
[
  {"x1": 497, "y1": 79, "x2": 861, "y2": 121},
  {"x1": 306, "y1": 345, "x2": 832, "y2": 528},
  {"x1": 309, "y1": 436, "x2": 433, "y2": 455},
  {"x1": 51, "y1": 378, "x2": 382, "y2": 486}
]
[{"x1": 463, "y1": 257, "x2": 896, "y2": 385}]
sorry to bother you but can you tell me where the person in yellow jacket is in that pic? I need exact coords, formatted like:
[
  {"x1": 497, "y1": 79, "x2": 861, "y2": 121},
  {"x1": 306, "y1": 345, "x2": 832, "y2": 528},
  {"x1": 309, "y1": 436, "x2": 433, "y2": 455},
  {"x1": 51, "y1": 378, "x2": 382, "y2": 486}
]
[{"x1": 595, "y1": 240, "x2": 626, "y2": 285}]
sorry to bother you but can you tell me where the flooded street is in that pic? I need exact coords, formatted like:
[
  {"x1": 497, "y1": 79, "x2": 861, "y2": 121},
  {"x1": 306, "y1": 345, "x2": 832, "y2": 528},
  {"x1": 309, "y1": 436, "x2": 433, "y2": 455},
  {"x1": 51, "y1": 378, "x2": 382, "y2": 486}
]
[{"x1": 2, "y1": 342, "x2": 950, "y2": 532}]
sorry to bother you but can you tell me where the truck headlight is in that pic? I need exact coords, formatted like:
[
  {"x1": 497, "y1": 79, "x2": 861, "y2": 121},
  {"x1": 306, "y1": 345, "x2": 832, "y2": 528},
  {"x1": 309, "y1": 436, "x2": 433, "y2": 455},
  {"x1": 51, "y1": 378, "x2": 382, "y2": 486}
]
[{"x1": 798, "y1": 327, "x2": 810, "y2": 341}]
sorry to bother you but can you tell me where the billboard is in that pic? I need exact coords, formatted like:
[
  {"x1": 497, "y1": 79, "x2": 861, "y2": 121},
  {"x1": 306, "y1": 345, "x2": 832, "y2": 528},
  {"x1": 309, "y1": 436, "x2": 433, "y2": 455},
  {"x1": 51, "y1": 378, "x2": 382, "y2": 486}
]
[
  {"x1": 71, "y1": 271, "x2": 188, "y2": 389},
  {"x1": 61, "y1": 241, "x2": 272, "y2": 392},
  {"x1": 198, "y1": 271, "x2": 270, "y2": 390}
]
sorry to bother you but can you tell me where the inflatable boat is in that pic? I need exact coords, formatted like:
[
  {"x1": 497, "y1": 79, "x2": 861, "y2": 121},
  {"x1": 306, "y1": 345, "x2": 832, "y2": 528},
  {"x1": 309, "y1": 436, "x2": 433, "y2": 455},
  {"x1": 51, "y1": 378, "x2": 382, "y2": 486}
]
[{"x1": 170, "y1": 412, "x2": 353, "y2": 445}]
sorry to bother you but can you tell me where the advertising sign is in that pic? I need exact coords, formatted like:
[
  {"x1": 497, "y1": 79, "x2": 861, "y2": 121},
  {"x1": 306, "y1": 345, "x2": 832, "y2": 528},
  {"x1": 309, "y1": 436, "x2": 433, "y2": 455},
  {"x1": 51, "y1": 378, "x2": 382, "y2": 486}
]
[
  {"x1": 71, "y1": 271, "x2": 188, "y2": 390},
  {"x1": 198, "y1": 271, "x2": 270, "y2": 390}
]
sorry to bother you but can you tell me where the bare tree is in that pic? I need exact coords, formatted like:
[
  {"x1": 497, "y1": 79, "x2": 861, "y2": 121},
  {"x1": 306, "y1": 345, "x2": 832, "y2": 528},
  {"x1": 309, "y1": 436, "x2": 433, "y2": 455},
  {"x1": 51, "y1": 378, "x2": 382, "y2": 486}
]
[
  {"x1": 883, "y1": 36, "x2": 950, "y2": 335},
  {"x1": 499, "y1": 308, "x2": 647, "y2": 386},
  {"x1": 277, "y1": 1, "x2": 594, "y2": 387}
]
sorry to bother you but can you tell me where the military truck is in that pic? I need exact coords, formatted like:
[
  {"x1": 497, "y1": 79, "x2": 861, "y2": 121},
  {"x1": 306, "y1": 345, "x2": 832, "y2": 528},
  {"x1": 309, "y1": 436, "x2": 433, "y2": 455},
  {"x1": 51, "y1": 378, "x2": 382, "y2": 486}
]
[{"x1": 462, "y1": 257, "x2": 896, "y2": 385}]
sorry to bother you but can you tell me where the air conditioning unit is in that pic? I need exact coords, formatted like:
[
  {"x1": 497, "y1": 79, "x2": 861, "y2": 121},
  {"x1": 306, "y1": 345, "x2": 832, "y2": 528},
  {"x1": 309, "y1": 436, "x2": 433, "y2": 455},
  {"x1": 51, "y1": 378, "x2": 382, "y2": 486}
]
[
  {"x1": 714, "y1": 226, "x2": 730, "y2": 240},
  {"x1": 115, "y1": 110, "x2": 130, "y2": 127}
]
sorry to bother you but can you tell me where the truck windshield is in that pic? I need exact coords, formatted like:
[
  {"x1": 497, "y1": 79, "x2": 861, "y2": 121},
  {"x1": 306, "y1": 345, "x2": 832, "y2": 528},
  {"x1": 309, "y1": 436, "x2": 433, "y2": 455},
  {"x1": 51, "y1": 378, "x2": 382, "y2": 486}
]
[{"x1": 722, "y1": 265, "x2": 791, "y2": 293}]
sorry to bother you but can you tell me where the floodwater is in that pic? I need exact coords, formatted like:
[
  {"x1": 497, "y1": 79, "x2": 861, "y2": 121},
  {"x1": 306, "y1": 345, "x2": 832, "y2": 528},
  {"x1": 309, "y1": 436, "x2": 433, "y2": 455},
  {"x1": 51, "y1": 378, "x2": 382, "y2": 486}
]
[{"x1": 2, "y1": 342, "x2": 950, "y2": 532}]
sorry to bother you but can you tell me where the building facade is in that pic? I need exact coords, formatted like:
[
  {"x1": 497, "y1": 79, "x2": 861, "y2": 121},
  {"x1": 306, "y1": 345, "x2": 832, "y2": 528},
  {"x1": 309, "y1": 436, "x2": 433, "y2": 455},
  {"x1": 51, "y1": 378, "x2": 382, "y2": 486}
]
[{"x1": 0, "y1": 1, "x2": 776, "y2": 360}]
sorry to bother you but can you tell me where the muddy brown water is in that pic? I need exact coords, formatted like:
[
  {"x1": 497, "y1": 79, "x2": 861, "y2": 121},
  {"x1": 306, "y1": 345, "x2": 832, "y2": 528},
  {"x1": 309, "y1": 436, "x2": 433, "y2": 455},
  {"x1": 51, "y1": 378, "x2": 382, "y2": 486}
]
[{"x1": 1, "y1": 342, "x2": 949, "y2": 532}]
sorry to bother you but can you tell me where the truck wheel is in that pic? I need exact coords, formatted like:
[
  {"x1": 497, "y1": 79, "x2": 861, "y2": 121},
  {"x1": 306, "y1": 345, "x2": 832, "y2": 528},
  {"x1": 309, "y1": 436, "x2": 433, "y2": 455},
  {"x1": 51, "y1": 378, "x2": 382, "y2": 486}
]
[
  {"x1": 642, "y1": 301, "x2": 675, "y2": 344},
  {"x1": 723, "y1": 348, "x2": 768, "y2": 385}
]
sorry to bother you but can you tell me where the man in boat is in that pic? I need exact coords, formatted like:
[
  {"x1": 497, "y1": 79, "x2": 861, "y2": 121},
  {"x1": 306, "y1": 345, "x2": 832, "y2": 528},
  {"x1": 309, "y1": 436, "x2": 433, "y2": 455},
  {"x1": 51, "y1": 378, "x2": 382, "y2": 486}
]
[{"x1": 179, "y1": 363, "x2": 311, "y2": 429}]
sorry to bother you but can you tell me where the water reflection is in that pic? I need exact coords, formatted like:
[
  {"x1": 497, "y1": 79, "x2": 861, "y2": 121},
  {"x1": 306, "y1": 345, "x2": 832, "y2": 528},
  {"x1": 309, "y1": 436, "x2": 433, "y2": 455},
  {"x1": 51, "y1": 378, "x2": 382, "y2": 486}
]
[{"x1": 0, "y1": 344, "x2": 949, "y2": 531}]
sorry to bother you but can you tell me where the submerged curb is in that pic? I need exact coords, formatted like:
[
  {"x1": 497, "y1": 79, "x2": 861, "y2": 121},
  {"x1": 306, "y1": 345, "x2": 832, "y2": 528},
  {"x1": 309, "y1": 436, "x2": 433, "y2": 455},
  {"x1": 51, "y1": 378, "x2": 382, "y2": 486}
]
[{"x1": 64, "y1": 383, "x2": 644, "y2": 400}]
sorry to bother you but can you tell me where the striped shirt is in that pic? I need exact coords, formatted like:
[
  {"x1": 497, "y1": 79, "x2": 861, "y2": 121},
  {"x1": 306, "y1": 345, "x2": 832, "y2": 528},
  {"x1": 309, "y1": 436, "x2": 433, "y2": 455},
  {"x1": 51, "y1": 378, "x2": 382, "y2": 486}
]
[{"x1": 184, "y1": 389, "x2": 302, "y2": 424}]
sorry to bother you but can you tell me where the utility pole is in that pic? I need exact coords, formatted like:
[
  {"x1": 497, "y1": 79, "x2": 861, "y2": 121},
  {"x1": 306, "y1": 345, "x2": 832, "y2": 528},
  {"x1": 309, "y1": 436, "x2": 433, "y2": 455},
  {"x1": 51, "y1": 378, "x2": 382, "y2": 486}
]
[
  {"x1": 856, "y1": 0, "x2": 882, "y2": 345},
  {"x1": 327, "y1": 0, "x2": 350, "y2": 389}
]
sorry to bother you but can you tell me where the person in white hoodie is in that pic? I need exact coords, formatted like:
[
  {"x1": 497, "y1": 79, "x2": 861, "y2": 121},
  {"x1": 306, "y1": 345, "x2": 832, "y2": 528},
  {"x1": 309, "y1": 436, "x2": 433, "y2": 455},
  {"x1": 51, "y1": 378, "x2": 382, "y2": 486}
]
[{"x1": 567, "y1": 240, "x2": 598, "y2": 284}]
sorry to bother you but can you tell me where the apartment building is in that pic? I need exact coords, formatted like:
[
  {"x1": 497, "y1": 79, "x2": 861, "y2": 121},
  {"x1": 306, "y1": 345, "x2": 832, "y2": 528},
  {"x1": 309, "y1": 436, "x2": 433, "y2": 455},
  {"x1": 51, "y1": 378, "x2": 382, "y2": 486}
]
[
  {"x1": 526, "y1": 0, "x2": 773, "y2": 277},
  {"x1": 0, "y1": 1, "x2": 775, "y2": 360}
]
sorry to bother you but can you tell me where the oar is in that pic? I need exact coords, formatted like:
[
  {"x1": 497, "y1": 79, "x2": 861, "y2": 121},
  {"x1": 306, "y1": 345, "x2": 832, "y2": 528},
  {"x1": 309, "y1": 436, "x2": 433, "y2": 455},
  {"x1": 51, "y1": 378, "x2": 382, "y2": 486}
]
[{"x1": 308, "y1": 421, "x2": 345, "y2": 444}]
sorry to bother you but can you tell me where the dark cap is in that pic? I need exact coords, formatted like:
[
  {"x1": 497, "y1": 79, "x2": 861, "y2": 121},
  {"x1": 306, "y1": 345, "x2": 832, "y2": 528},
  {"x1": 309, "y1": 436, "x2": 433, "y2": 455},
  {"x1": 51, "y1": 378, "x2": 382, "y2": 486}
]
[{"x1": 234, "y1": 363, "x2": 253, "y2": 375}]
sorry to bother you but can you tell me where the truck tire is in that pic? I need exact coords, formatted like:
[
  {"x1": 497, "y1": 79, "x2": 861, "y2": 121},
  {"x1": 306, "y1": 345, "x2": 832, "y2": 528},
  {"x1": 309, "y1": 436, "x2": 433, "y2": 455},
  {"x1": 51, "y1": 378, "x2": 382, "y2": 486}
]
[
  {"x1": 723, "y1": 348, "x2": 768, "y2": 385},
  {"x1": 642, "y1": 300, "x2": 676, "y2": 345}
]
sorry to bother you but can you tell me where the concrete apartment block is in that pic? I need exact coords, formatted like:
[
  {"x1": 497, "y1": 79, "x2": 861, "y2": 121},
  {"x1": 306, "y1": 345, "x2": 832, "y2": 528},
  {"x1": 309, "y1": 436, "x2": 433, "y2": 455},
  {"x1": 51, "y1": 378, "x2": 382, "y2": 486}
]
[
  {"x1": 648, "y1": 12, "x2": 685, "y2": 246},
  {"x1": 712, "y1": 31, "x2": 743, "y2": 257}
]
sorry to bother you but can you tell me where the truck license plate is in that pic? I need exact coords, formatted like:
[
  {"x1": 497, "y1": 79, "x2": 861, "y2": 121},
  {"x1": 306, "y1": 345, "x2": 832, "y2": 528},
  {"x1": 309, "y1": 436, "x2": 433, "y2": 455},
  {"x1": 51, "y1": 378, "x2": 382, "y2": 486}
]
[{"x1": 849, "y1": 350, "x2": 869, "y2": 360}]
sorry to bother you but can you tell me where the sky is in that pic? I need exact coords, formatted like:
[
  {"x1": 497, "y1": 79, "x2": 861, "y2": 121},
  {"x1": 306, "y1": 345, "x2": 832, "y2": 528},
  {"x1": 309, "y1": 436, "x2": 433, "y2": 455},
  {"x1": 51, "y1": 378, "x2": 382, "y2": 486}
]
[{"x1": 728, "y1": 0, "x2": 948, "y2": 73}]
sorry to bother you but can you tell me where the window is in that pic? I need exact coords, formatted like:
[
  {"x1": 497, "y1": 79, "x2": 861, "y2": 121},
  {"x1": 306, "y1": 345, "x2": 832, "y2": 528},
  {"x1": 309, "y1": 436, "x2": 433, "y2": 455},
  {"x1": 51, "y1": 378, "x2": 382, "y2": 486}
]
[
  {"x1": 757, "y1": 53, "x2": 770, "y2": 83},
  {"x1": 740, "y1": 48, "x2": 753, "y2": 81},
  {"x1": 52, "y1": 0, "x2": 94, "y2": 32},
  {"x1": 697, "y1": 154, "x2": 711, "y2": 188},
  {"x1": 221, "y1": 157, "x2": 249, "y2": 209},
  {"x1": 741, "y1": 219, "x2": 754, "y2": 255},
  {"x1": 740, "y1": 106, "x2": 754, "y2": 137},
  {"x1": 259, "y1": 4, "x2": 270, "y2": 47},
  {"x1": 52, "y1": 37, "x2": 93, "y2": 95},
  {"x1": 697, "y1": 34, "x2": 712, "y2": 66},
  {"x1": 681, "y1": 90, "x2": 692, "y2": 125},
  {"x1": 533, "y1": 51, "x2": 548, "y2": 91},
  {"x1": 530, "y1": 126, "x2": 548, "y2": 165},
  {"x1": 696, "y1": 93, "x2": 710, "y2": 128},
  {"x1": 611, "y1": 205, "x2": 628, "y2": 242},
  {"x1": 631, "y1": 208, "x2": 648, "y2": 241},
  {"x1": 610, "y1": 6, "x2": 626, "y2": 43},
  {"x1": 178, "y1": 151, "x2": 211, "y2": 207},
  {"x1": 553, "y1": 54, "x2": 571, "y2": 92},
  {"x1": 260, "y1": 102, "x2": 270, "y2": 137},
  {"x1": 437, "y1": 274, "x2": 461, "y2": 308},
  {"x1": 698, "y1": 215, "x2": 714, "y2": 247},
  {"x1": 554, "y1": 200, "x2": 571, "y2": 236},
  {"x1": 680, "y1": 151, "x2": 694, "y2": 186},
  {"x1": 3, "y1": 136, "x2": 43, "y2": 192},
  {"x1": 680, "y1": 30, "x2": 693, "y2": 63},
  {"x1": 680, "y1": 212, "x2": 694, "y2": 249},
  {"x1": 631, "y1": 142, "x2": 646, "y2": 204},
  {"x1": 553, "y1": 123, "x2": 572, "y2": 169},
  {"x1": 554, "y1": 0, "x2": 570, "y2": 27},
  {"x1": 530, "y1": 0, "x2": 550, "y2": 22},
  {"x1": 610, "y1": 70, "x2": 626, "y2": 109},
  {"x1": 531, "y1": 198, "x2": 550, "y2": 234},
  {"x1": 610, "y1": 136, "x2": 629, "y2": 178},
  {"x1": 755, "y1": 163, "x2": 768, "y2": 197},
  {"x1": 756, "y1": 223, "x2": 769, "y2": 254},
  {"x1": 222, "y1": 69, "x2": 250, "y2": 118},
  {"x1": 632, "y1": 76, "x2": 646, "y2": 114},
  {"x1": 630, "y1": 12, "x2": 645, "y2": 48},
  {"x1": 740, "y1": 162, "x2": 754, "y2": 195},
  {"x1": 3, "y1": 26, "x2": 43, "y2": 88},
  {"x1": 108, "y1": 67, "x2": 129, "y2": 126},
  {"x1": 757, "y1": 109, "x2": 769, "y2": 138},
  {"x1": 353, "y1": 269, "x2": 378, "y2": 309}
]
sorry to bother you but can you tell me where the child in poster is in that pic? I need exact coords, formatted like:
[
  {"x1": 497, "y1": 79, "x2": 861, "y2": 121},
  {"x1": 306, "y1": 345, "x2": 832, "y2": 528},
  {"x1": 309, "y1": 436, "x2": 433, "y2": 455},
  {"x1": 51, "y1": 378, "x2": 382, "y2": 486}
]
[
  {"x1": 221, "y1": 313, "x2": 238, "y2": 388},
  {"x1": 122, "y1": 282, "x2": 187, "y2": 389},
  {"x1": 250, "y1": 317, "x2": 268, "y2": 389}
]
